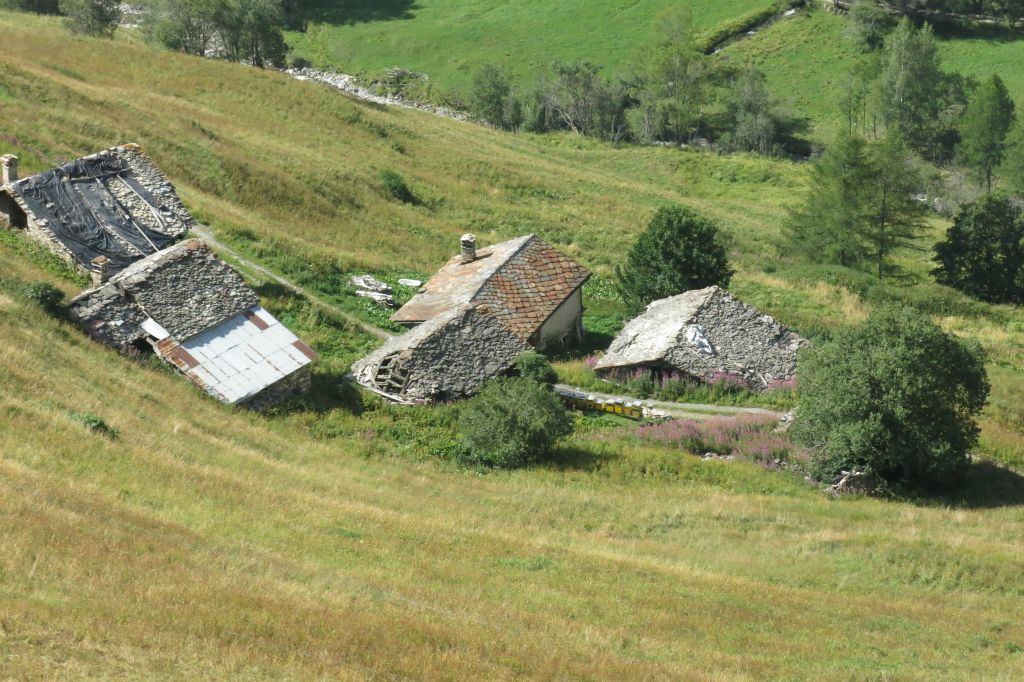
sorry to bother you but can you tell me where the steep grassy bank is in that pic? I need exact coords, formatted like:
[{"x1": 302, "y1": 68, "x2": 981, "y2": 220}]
[
  {"x1": 2, "y1": 232, "x2": 1024, "y2": 679},
  {"x1": 1, "y1": 12, "x2": 1024, "y2": 678},
  {"x1": 3, "y1": 11, "x2": 1024, "y2": 468}
]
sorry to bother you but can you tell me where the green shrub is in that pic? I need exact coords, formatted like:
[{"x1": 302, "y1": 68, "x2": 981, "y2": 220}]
[
  {"x1": 458, "y1": 378, "x2": 574, "y2": 469},
  {"x1": 793, "y1": 305, "x2": 990, "y2": 492},
  {"x1": 933, "y1": 195, "x2": 1024, "y2": 305},
  {"x1": 71, "y1": 412, "x2": 119, "y2": 439},
  {"x1": 616, "y1": 205, "x2": 733, "y2": 316},
  {"x1": 20, "y1": 281, "x2": 66, "y2": 317},
  {"x1": 380, "y1": 169, "x2": 417, "y2": 204},
  {"x1": 514, "y1": 350, "x2": 558, "y2": 386}
]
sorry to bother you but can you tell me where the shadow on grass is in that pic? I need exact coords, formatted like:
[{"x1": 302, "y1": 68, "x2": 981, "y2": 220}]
[
  {"x1": 268, "y1": 370, "x2": 366, "y2": 416},
  {"x1": 547, "y1": 330, "x2": 617, "y2": 362},
  {"x1": 544, "y1": 445, "x2": 616, "y2": 472},
  {"x1": 301, "y1": 0, "x2": 418, "y2": 26},
  {"x1": 942, "y1": 460, "x2": 1024, "y2": 509}
]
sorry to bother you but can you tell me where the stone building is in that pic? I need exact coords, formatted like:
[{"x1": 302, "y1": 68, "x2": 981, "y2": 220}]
[
  {"x1": 70, "y1": 239, "x2": 317, "y2": 408},
  {"x1": 595, "y1": 286, "x2": 808, "y2": 392},
  {"x1": 352, "y1": 303, "x2": 530, "y2": 403},
  {"x1": 391, "y1": 233, "x2": 591, "y2": 350},
  {"x1": 0, "y1": 145, "x2": 193, "y2": 278},
  {"x1": 353, "y1": 233, "x2": 590, "y2": 403}
]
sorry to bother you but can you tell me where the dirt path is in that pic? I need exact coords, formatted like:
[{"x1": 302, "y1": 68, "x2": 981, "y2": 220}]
[{"x1": 555, "y1": 384, "x2": 784, "y2": 421}]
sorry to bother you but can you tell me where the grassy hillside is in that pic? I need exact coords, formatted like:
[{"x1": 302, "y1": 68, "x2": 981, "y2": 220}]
[
  {"x1": 724, "y1": 8, "x2": 1024, "y2": 139},
  {"x1": 286, "y1": 0, "x2": 777, "y2": 96},
  {"x1": 1, "y1": 13, "x2": 1024, "y2": 678},
  {"x1": 4, "y1": 244, "x2": 1024, "y2": 679}
]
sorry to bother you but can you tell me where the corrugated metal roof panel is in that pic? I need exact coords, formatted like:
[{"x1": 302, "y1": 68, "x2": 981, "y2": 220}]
[{"x1": 172, "y1": 306, "x2": 314, "y2": 405}]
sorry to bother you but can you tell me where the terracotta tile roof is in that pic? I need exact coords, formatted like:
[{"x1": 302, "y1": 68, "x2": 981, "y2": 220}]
[
  {"x1": 391, "y1": 234, "x2": 591, "y2": 341},
  {"x1": 473, "y1": 237, "x2": 591, "y2": 340}
]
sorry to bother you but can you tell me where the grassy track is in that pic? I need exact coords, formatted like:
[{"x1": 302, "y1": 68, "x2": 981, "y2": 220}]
[
  {"x1": 286, "y1": 0, "x2": 776, "y2": 96},
  {"x1": 1, "y1": 14, "x2": 1024, "y2": 678}
]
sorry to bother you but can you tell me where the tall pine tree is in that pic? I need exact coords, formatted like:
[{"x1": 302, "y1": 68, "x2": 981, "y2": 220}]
[
  {"x1": 958, "y1": 74, "x2": 1015, "y2": 192},
  {"x1": 786, "y1": 132, "x2": 873, "y2": 268},
  {"x1": 999, "y1": 119, "x2": 1024, "y2": 196},
  {"x1": 861, "y1": 132, "x2": 928, "y2": 279}
]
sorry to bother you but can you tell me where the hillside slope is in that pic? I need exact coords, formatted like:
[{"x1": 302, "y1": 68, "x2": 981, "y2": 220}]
[
  {"x1": 1, "y1": 14, "x2": 1024, "y2": 678},
  {"x1": 3, "y1": 195, "x2": 1024, "y2": 681},
  {"x1": 286, "y1": 0, "x2": 778, "y2": 96}
]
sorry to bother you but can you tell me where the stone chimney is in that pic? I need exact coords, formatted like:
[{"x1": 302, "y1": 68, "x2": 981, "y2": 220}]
[
  {"x1": 1, "y1": 155, "x2": 17, "y2": 185},
  {"x1": 460, "y1": 233, "x2": 476, "y2": 264},
  {"x1": 90, "y1": 255, "x2": 111, "y2": 286}
]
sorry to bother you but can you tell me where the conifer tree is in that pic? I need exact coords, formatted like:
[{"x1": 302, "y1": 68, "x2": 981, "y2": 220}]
[
  {"x1": 861, "y1": 132, "x2": 928, "y2": 279},
  {"x1": 958, "y1": 74, "x2": 1016, "y2": 192},
  {"x1": 786, "y1": 132, "x2": 873, "y2": 268},
  {"x1": 998, "y1": 118, "x2": 1024, "y2": 195},
  {"x1": 878, "y1": 19, "x2": 944, "y2": 156}
]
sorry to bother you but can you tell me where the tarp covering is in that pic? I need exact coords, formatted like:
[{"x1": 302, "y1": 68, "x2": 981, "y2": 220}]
[{"x1": 14, "y1": 155, "x2": 177, "y2": 274}]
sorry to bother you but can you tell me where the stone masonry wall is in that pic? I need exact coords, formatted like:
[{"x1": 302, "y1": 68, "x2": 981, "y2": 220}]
[{"x1": 662, "y1": 289, "x2": 807, "y2": 390}]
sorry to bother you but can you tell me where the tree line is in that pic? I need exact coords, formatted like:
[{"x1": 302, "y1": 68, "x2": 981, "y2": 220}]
[{"x1": 468, "y1": 7, "x2": 805, "y2": 156}]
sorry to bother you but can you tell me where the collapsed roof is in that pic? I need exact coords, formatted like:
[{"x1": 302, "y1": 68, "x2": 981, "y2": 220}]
[
  {"x1": 1, "y1": 144, "x2": 192, "y2": 276},
  {"x1": 391, "y1": 234, "x2": 591, "y2": 343},
  {"x1": 70, "y1": 239, "x2": 317, "y2": 407},
  {"x1": 595, "y1": 286, "x2": 808, "y2": 392},
  {"x1": 352, "y1": 303, "x2": 530, "y2": 403}
]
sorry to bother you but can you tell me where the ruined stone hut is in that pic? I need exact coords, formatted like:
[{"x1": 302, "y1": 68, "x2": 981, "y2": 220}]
[
  {"x1": 595, "y1": 286, "x2": 807, "y2": 392},
  {"x1": 352, "y1": 303, "x2": 530, "y2": 403},
  {"x1": 355, "y1": 234, "x2": 590, "y2": 403},
  {"x1": 70, "y1": 239, "x2": 317, "y2": 408},
  {"x1": 0, "y1": 145, "x2": 193, "y2": 278}
]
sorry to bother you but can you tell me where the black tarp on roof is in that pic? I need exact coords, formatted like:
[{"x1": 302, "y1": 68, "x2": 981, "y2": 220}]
[{"x1": 13, "y1": 155, "x2": 177, "y2": 275}]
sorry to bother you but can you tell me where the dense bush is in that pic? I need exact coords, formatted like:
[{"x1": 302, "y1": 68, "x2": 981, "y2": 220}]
[
  {"x1": 793, "y1": 305, "x2": 990, "y2": 492},
  {"x1": 469, "y1": 64, "x2": 523, "y2": 131},
  {"x1": 847, "y1": 0, "x2": 896, "y2": 50},
  {"x1": 380, "y1": 169, "x2": 417, "y2": 204},
  {"x1": 458, "y1": 378, "x2": 574, "y2": 469},
  {"x1": 514, "y1": 351, "x2": 558, "y2": 386},
  {"x1": 20, "y1": 281, "x2": 66, "y2": 317},
  {"x1": 616, "y1": 205, "x2": 733, "y2": 315},
  {"x1": 60, "y1": 0, "x2": 120, "y2": 37},
  {"x1": 933, "y1": 194, "x2": 1024, "y2": 303},
  {"x1": 0, "y1": 0, "x2": 61, "y2": 14}
]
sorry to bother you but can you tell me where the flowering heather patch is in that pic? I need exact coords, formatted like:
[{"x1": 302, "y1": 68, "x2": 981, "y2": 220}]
[
  {"x1": 636, "y1": 414, "x2": 794, "y2": 467},
  {"x1": 709, "y1": 370, "x2": 749, "y2": 390},
  {"x1": 766, "y1": 376, "x2": 798, "y2": 392},
  {"x1": 583, "y1": 354, "x2": 600, "y2": 369}
]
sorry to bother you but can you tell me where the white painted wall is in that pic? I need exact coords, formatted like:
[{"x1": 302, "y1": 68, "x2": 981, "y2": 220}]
[{"x1": 536, "y1": 288, "x2": 584, "y2": 350}]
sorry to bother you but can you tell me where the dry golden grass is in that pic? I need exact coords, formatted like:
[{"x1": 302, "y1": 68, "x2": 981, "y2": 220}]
[{"x1": 0, "y1": 14, "x2": 1023, "y2": 679}]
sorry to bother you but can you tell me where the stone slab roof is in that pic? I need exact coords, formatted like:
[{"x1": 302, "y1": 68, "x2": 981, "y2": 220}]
[
  {"x1": 354, "y1": 303, "x2": 529, "y2": 403},
  {"x1": 391, "y1": 234, "x2": 590, "y2": 341},
  {"x1": 596, "y1": 286, "x2": 808, "y2": 391},
  {"x1": 111, "y1": 239, "x2": 258, "y2": 341},
  {"x1": 2, "y1": 144, "x2": 193, "y2": 275}
]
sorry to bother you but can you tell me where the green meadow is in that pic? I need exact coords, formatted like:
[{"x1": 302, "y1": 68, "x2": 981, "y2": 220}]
[{"x1": 1, "y1": 11, "x2": 1023, "y2": 678}]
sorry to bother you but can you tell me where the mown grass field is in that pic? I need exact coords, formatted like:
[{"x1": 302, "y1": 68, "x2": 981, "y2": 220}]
[
  {"x1": 1, "y1": 12, "x2": 1024, "y2": 678},
  {"x1": 285, "y1": 0, "x2": 776, "y2": 97},
  {"x1": 725, "y1": 7, "x2": 1024, "y2": 139}
]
